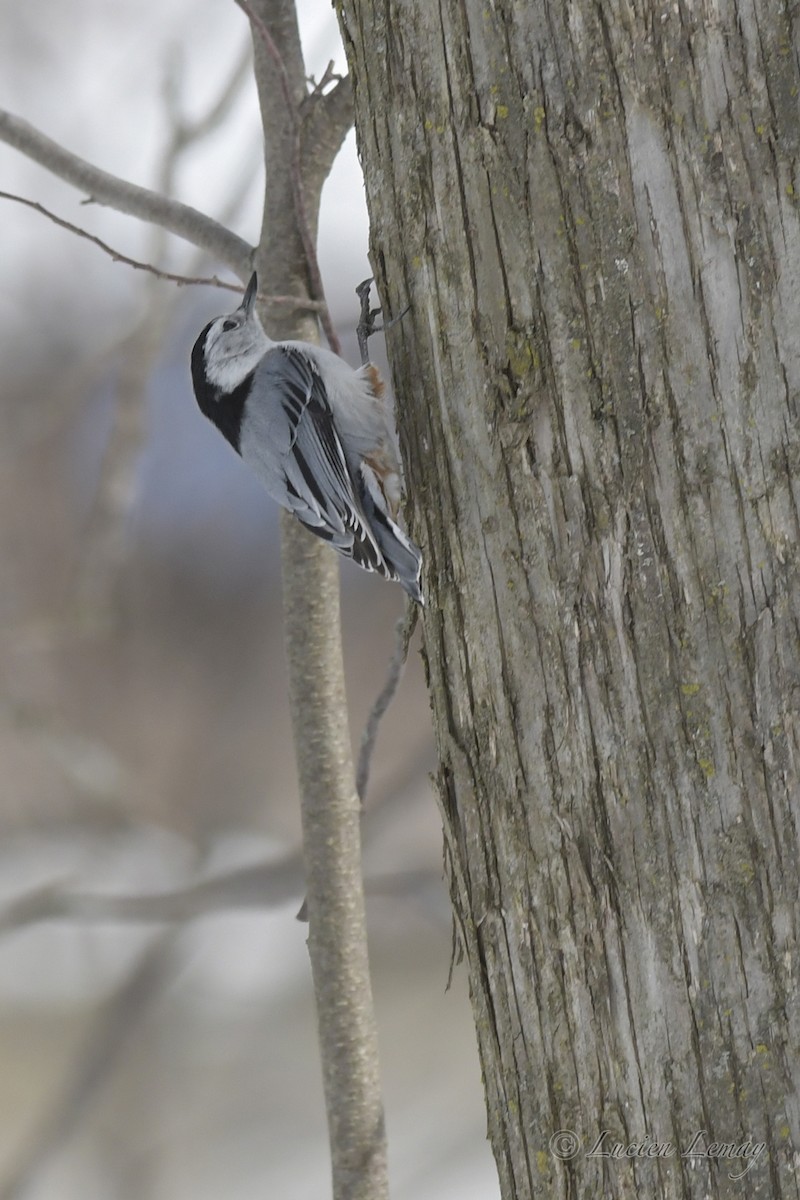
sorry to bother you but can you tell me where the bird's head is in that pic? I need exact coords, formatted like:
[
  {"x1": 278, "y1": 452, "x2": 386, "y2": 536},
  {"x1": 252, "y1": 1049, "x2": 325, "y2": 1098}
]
[{"x1": 192, "y1": 273, "x2": 270, "y2": 394}]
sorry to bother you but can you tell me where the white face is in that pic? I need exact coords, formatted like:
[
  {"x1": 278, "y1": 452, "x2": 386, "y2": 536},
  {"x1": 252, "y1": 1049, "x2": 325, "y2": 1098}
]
[{"x1": 202, "y1": 303, "x2": 271, "y2": 392}]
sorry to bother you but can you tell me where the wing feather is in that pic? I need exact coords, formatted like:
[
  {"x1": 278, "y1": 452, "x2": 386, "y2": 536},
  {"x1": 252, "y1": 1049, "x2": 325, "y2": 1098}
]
[{"x1": 242, "y1": 346, "x2": 387, "y2": 572}]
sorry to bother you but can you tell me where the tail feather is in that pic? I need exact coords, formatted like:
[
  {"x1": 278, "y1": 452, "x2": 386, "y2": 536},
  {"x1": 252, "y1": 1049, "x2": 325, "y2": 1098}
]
[
  {"x1": 357, "y1": 463, "x2": 424, "y2": 604},
  {"x1": 297, "y1": 458, "x2": 424, "y2": 603}
]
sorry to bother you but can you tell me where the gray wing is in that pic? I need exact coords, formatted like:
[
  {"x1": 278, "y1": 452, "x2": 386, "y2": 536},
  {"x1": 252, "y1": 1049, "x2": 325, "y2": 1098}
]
[{"x1": 240, "y1": 346, "x2": 385, "y2": 571}]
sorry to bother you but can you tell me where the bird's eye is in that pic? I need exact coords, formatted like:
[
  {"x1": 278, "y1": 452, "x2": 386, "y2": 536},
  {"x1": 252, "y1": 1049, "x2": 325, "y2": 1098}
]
[{"x1": 222, "y1": 319, "x2": 238, "y2": 332}]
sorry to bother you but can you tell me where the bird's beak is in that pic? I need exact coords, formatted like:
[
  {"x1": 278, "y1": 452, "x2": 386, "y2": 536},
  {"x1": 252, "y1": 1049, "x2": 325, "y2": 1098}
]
[{"x1": 242, "y1": 272, "x2": 258, "y2": 315}]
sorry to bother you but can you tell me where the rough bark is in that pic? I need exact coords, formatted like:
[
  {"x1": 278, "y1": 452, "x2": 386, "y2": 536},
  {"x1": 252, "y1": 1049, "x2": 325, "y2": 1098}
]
[{"x1": 338, "y1": 2, "x2": 800, "y2": 1198}]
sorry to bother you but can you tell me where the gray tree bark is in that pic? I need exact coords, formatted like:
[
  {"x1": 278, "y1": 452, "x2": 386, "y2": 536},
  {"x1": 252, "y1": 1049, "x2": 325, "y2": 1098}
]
[{"x1": 338, "y1": 1, "x2": 800, "y2": 1197}]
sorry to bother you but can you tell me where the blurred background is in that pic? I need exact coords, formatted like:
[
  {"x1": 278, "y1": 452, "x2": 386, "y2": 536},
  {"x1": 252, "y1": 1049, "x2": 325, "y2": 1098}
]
[{"x1": 0, "y1": 2, "x2": 498, "y2": 1196}]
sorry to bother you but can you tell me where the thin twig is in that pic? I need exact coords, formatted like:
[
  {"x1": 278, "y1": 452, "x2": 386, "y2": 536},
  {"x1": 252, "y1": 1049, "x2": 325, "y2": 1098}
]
[
  {"x1": 356, "y1": 602, "x2": 419, "y2": 803},
  {"x1": 234, "y1": 0, "x2": 342, "y2": 353},
  {"x1": 304, "y1": 60, "x2": 344, "y2": 102},
  {"x1": 0, "y1": 108, "x2": 252, "y2": 275},
  {"x1": 0, "y1": 751, "x2": 433, "y2": 938},
  {"x1": 0, "y1": 859, "x2": 304, "y2": 934},
  {"x1": 0, "y1": 190, "x2": 323, "y2": 307},
  {"x1": 297, "y1": 599, "x2": 420, "y2": 924},
  {"x1": 354, "y1": 281, "x2": 419, "y2": 802},
  {"x1": 163, "y1": 39, "x2": 253, "y2": 151},
  {"x1": 0, "y1": 854, "x2": 441, "y2": 935}
]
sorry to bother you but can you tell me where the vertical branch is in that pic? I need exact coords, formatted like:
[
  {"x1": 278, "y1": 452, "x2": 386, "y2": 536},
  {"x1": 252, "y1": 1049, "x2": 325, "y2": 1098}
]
[
  {"x1": 243, "y1": 3, "x2": 389, "y2": 1198},
  {"x1": 282, "y1": 515, "x2": 388, "y2": 1198},
  {"x1": 234, "y1": 0, "x2": 342, "y2": 353}
]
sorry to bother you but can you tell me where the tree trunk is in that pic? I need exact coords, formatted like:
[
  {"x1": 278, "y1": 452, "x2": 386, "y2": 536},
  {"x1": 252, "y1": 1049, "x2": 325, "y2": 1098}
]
[{"x1": 338, "y1": 2, "x2": 800, "y2": 1197}]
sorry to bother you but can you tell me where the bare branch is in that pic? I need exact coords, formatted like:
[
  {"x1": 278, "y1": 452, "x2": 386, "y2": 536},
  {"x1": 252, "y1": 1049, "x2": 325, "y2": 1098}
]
[
  {"x1": 0, "y1": 191, "x2": 323, "y2": 308},
  {"x1": 281, "y1": 513, "x2": 388, "y2": 1199},
  {"x1": 305, "y1": 60, "x2": 344, "y2": 98},
  {"x1": 233, "y1": 0, "x2": 295, "y2": 117},
  {"x1": 0, "y1": 853, "x2": 441, "y2": 934},
  {"x1": 164, "y1": 38, "x2": 253, "y2": 150},
  {"x1": 296, "y1": 599, "x2": 419, "y2": 917},
  {"x1": 300, "y1": 73, "x2": 354, "y2": 198},
  {"x1": 0, "y1": 857, "x2": 304, "y2": 935},
  {"x1": 0, "y1": 750, "x2": 435, "y2": 938},
  {"x1": 243, "y1": 6, "x2": 389, "y2": 1195},
  {"x1": 357, "y1": 602, "x2": 419, "y2": 803},
  {"x1": 350, "y1": 283, "x2": 421, "y2": 808},
  {"x1": 235, "y1": 0, "x2": 342, "y2": 353},
  {"x1": 0, "y1": 189, "x2": 207, "y2": 289},
  {"x1": 0, "y1": 108, "x2": 252, "y2": 276}
]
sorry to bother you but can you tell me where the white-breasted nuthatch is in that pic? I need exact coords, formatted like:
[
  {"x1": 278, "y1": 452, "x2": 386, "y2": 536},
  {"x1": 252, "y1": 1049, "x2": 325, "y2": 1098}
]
[{"x1": 190, "y1": 274, "x2": 423, "y2": 603}]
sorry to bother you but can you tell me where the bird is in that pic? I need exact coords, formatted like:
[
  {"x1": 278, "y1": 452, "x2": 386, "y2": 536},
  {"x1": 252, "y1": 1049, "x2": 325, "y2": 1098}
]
[{"x1": 190, "y1": 273, "x2": 423, "y2": 603}]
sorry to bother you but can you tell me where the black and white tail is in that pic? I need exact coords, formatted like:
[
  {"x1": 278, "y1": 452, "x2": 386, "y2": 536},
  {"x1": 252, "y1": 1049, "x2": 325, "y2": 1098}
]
[{"x1": 356, "y1": 463, "x2": 424, "y2": 604}]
